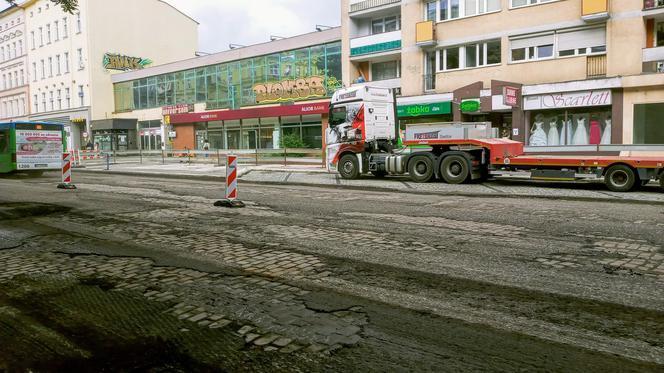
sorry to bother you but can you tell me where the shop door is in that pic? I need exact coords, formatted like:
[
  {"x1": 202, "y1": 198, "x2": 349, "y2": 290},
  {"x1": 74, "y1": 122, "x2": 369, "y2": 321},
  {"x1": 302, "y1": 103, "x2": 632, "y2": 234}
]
[
  {"x1": 243, "y1": 130, "x2": 258, "y2": 149},
  {"x1": 227, "y1": 130, "x2": 240, "y2": 150}
]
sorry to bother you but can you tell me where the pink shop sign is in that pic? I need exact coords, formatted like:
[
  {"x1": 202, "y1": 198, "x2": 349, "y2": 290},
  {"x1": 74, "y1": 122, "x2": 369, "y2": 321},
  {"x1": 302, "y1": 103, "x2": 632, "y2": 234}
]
[{"x1": 523, "y1": 90, "x2": 612, "y2": 111}]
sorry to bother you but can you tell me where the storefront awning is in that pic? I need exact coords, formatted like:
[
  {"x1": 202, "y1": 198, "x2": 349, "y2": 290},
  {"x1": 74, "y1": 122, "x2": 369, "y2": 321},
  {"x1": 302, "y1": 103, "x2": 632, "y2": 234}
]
[
  {"x1": 169, "y1": 102, "x2": 330, "y2": 124},
  {"x1": 91, "y1": 119, "x2": 138, "y2": 131}
]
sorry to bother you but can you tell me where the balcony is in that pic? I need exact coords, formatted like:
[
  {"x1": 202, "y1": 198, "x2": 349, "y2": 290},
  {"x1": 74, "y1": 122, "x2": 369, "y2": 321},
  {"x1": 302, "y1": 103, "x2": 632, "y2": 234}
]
[
  {"x1": 587, "y1": 54, "x2": 607, "y2": 78},
  {"x1": 643, "y1": 46, "x2": 664, "y2": 72},
  {"x1": 350, "y1": 0, "x2": 401, "y2": 16},
  {"x1": 582, "y1": 0, "x2": 609, "y2": 22},
  {"x1": 644, "y1": 0, "x2": 664, "y2": 10},
  {"x1": 350, "y1": 30, "x2": 402, "y2": 59},
  {"x1": 416, "y1": 21, "x2": 436, "y2": 47}
]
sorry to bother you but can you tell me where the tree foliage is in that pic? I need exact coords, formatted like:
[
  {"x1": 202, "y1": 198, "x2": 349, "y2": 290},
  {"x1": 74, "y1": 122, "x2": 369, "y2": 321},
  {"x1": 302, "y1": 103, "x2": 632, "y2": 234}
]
[{"x1": 5, "y1": 0, "x2": 78, "y2": 14}]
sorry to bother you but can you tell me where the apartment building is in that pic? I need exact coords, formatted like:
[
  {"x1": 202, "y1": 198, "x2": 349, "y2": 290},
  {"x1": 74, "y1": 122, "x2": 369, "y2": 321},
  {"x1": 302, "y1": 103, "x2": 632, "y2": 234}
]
[
  {"x1": 342, "y1": 0, "x2": 664, "y2": 149},
  {"x1": 0, "y1": 6, "x2": 28, "y2": 121},
  {"x1": 22, "y1": 0, "x2": 198, "y2": 150}
]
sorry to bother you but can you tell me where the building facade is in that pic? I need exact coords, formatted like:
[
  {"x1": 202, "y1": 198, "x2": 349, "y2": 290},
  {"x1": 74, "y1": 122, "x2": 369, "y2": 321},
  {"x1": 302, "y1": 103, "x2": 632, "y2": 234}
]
[
  {"x1": 342, "y1": 0, "x2": 664, "y2": 149},
  {"x1": 0, "y1": 6, "x2": 28, "y2": 122},
  {"x1": 21, "y1": 0, "x2": 198, "y2": 151},
  {"x1": 112, "y1": 28, "x2": 342, "y2": 152}
]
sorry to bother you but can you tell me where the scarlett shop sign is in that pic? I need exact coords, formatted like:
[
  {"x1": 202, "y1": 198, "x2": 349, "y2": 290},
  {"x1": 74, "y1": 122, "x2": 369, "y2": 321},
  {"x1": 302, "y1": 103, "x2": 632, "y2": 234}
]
[{"x1": 524, "y1": 90, "x2": 611, "y2": 111}]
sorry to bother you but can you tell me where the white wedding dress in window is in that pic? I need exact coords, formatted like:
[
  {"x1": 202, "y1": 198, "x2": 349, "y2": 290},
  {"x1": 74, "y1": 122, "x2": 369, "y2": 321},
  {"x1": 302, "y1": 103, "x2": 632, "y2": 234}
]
[
  {"x1": 529, "y1": 121, "x2": 548, "y2": 147},
  {"x1": 572, "y1": 118, "x2": 589, "y2": 145},
  {"x1": 547, "y1": 120, "x2": 560, "y2": 146},
  {"x1": 601, "y1": 119, "x2": 612, "y2": 145}
]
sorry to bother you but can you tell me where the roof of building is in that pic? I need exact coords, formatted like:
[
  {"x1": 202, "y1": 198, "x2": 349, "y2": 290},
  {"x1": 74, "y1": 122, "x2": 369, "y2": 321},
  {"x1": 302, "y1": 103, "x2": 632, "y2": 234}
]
[
  {"x1": 158, "y1": 0, "x2": 199, "y2": 25},
  {"x1": 112, "y1": 27, "x2": 341, "y2": 84}
]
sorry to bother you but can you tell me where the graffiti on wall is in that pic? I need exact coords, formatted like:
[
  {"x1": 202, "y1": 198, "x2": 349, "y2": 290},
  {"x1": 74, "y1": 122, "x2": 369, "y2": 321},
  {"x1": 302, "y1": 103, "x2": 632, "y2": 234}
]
[
  {"x1": 103, "y1": 53, "x2": 153, "y2": 71},
  {"x1": 253, "y1": 76, "x2": 330, "y2": 104}
]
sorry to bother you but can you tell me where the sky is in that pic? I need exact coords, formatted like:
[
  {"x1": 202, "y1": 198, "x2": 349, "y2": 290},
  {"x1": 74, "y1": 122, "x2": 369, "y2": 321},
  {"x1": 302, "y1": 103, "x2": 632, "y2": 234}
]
[
  {"x1": 0, "y1": 0, "x2": 341, "y2": 53},
  {"x1": 163, "y1": 0, "x2": 341, "y2": 54}
]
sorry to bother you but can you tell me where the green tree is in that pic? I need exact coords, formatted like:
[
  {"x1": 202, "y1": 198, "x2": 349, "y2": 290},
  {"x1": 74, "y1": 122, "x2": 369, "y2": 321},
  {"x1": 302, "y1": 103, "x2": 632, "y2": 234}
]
[{"x1": 5, "y1": 0, "x2": 78, "y2": 13}]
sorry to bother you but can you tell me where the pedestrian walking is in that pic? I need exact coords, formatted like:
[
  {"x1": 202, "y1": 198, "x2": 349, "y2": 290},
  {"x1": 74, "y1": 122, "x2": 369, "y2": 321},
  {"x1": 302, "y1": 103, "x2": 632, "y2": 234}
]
[{"x1": 203, "y1": 139, "x2": 210, "y2": 158}]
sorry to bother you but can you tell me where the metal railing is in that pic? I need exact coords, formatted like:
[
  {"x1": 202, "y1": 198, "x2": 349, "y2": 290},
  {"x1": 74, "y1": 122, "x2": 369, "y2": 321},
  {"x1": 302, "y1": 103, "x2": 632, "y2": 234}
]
[
  {"x1": 350, "y1": 0, "x2": 400, "y2": 13},
  {"x1": 77, "y1": 148, "x2": 325, "y2": 168},
  {"x1": 587, "y1": 55, "x2": 607, "y2": 78}
]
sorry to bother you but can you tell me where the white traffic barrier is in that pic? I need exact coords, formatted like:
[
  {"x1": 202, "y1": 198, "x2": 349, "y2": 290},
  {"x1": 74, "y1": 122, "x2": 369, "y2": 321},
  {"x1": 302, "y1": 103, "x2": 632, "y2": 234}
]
[
  {"x1": 57, "y1": 152, "x2": 77, "y2": 190},
  {"x1": 214, "y1": 154, "x2": 245, "y2": 208}
]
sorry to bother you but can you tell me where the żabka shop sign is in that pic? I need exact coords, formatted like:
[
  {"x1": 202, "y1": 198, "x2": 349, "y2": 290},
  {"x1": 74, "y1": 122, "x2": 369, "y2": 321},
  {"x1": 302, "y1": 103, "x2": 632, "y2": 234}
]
[{"x1": 524, "y1": 90, "x2": 612, "y2": 111}]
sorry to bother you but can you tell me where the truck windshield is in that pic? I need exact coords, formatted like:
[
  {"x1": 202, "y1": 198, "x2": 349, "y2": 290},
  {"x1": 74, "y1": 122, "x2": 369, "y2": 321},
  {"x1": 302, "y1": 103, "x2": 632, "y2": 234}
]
[{"x1": 329, "y1": 106, "x2": 347, "y2": 127}]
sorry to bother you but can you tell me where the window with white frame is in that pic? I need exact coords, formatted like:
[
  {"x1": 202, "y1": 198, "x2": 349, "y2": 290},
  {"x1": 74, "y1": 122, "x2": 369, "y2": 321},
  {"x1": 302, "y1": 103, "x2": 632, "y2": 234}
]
[
  {"x1": 430, "y1": 0, "x2": 500, "y2": 22},
  {"x1": 372, "y1": 15, "x2": 400, "y2": 34},
  {"x1": 13, "y1": 71, "x2": 17, "y2": 86},
  {"x1": 19, "y1": 69, "x2": 23, "y2": 85},
  {"x1": 64, "y1": 52, "x2": 70, "y2": 73},
  {"x1": 18, "y1": 40, "x2": 22, "y2": 56},
  {"x1": 65, "y1": 88, "x2": 70, "y2": 108},
  {"x1": 49, "y1": 91, "x2": 54, "y2": 111},
  {"x1": 63, "y1": 17, "x2": 68, "y2": 38},
  {"x1": 511, "y1": 0, "x2": 555, "y2": 8},
  {"x1": 33, "y1": 94, "x2": 38, "y2": 112},
  {"x1": 54, "y1": 20, "x2": 59, "y2": 41},
  {"x1": 57, "y1": 89, "x2": 61, "y2": 110},
  {"x1": 56, "y1": 54, "x2": 61, "y2": 75},
  {"x1": 41, "y1": 92, "x2": 46, "y2": 112},
  {"x1": 78, "y1": 85, "x2": 84, "y2": 107},
  {"x1": 47, "y1": 23, "x2": 51, "y2": 44},
  {"x1": 371, "y1": 60, "x2": 401, "y2": 81},
  {"x1": 32, "y1": 62, "x2": 36, "y2": 81},
  {"x1": 76, "y1": 12, "x2": 82, "y2": 33},
  {"x1": 509, "y1": 33, "x2": 554, "y2": 62},
  {"x1": 438, "y1": 40, "x2": 501, "y2": 71},
  {"x1": 48, "y1": 57, "x2": 53, "y2": 77},
  {"x1": 557, "y1": 27, "x2": 607, "y2": 57},
  {"x1": 40, "y1": 59, "x2": 45, "y2": 79},
  {"x1": 30, "y1": 31, "x2": 35, "y2": 49},
  {"x1": 39, "y1": 27, "x2": 43, "y2": 46},
  {"x1": 77, "y1": 48, "x2": 84, "y2": 69}
]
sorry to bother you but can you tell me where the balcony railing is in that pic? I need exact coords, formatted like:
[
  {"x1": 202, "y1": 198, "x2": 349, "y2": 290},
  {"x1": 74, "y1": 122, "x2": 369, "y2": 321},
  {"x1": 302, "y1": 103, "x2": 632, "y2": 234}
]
[
  {"x1": 587, "y1": 55, "x2": 607, "y2": 78},
  {"x1": 350, "y1": 0, "x2": 400, "y2": 13},
  {"x1": 642, "y1": 46, "x2": 664, "y2": 72},
  {"x1": 582, "y1": 0, "x2": 609, "y2": 21},
  {"x1": 350, "y1": 30, "x2": 402, "y2": 57},
  {"x1": 416, "y1": 21, "x2": 436, "y2": 47}
]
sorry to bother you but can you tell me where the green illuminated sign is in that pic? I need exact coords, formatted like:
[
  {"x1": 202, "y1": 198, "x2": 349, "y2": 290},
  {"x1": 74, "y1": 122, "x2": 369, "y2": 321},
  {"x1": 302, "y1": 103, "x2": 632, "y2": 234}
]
[
  {"x1": 397, "y1": 102, "x2": 452, "y2": 118},
  {"x1": 460, "y1": 100, "x2": 481, "y2": 113}
]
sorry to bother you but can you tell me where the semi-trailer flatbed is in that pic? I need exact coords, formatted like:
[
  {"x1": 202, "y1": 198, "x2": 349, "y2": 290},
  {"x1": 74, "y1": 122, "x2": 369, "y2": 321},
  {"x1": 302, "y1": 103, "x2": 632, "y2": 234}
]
[{"x1": 325, "y1": 86, "x2": 664, "y2": 192}]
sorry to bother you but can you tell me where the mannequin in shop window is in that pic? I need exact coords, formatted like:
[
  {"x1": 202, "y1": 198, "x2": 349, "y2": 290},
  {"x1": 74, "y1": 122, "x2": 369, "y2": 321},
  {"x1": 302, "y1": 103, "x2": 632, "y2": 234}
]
[
  {"x1": 589, "y1": 115, "x2": 602, "y2": 145},
  {"x1": 529, "y1": 114, "x2": 548, "y2": 147},
  {"x1": 547, "y1": 118, "x2": 560, "y2": 146},
  {"x1": 572, "y1": 117, "x2": 589, "y2": 145},
  {"x1": 601, "y1": 117, "x2": 612, "y2": 145}
]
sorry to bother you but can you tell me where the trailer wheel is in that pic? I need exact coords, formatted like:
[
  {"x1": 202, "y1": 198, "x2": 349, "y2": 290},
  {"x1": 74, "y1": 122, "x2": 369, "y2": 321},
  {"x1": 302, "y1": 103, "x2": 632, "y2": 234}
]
[
  {"x1": 339, "y1": 154, "x2": 360, "y2": 180},
  {"x1": 408, "y1": 156, "x2": 434, "y2": 183},
  {"x1": 605, "y1": 165, "x2": 636, "y2": 192},
  {"x1": 440, "y1": 155, "x2": 470, "y2": 184}
]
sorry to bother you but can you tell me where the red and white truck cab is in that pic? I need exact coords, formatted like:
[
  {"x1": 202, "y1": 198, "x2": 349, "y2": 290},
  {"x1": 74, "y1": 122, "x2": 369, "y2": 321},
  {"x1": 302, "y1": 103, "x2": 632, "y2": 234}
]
[{"x1": 326, "y1": 86, "x2": 664, "y2": 192}]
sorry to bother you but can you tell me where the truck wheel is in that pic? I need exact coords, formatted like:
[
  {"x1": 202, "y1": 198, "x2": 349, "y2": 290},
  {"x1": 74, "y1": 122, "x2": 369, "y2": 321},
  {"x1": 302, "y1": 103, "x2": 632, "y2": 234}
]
[
  {"x1": 605, "y1": 165, "x2": 636, "y2": 192},
  {"x1": 408, "y1": 156, "x2": 434, "y2": 183},
  {"x1": 339, "y1": 154, "x2": 360, "y2": 180},
  {"x1": 440, "y1": 155, "x2": 470, "y2": 184}
]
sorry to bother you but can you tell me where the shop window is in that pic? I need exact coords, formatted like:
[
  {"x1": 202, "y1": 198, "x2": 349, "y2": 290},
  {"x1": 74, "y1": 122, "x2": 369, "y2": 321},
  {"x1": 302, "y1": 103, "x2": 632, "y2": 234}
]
[
  {"x1": 527, "y1": 108, "x2": 611, "y2": 147},
  {"x1": 634, "y1": 103, "x2": 664, "y2": 144}
]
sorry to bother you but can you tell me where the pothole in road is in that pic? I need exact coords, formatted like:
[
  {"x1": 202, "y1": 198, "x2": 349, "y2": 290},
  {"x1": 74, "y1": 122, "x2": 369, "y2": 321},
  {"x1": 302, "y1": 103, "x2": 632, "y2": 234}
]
[{"x1": 0, "y1": 203, "x2": 71, "y2": 220}]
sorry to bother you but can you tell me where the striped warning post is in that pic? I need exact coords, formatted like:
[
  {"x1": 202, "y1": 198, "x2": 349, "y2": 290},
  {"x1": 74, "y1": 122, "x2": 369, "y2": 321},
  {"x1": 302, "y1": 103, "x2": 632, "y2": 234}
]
[
  {"x1": 57, "y1": 152, "x2": 77, "y2": 190},
  {"x1": 214, "y1": 154, "x2": 244, "y2": 208},
  {"x1": 226, "y1": 155, "x2": 238, "y2": 200}
]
